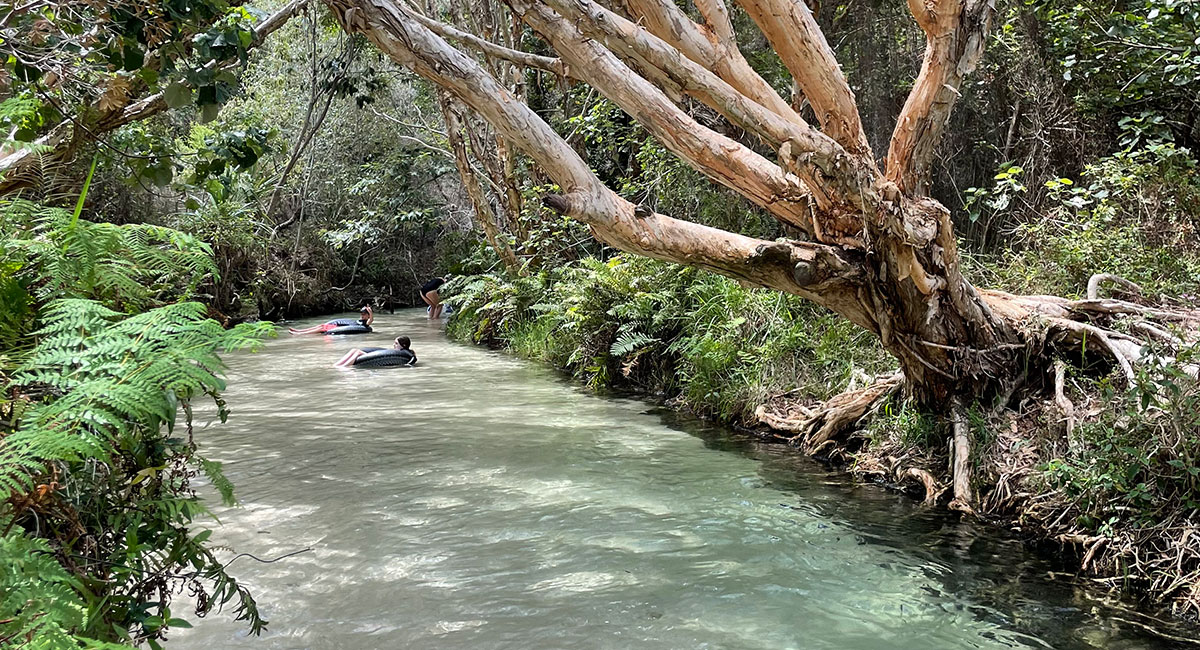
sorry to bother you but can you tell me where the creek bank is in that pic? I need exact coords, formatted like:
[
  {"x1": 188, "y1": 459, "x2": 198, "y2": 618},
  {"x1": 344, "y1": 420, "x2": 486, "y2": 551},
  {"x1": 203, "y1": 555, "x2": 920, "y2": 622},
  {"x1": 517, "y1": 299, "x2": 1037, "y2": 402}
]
[{"x1": 445, "y1": 256, "x2": 1200, "y2": 622}]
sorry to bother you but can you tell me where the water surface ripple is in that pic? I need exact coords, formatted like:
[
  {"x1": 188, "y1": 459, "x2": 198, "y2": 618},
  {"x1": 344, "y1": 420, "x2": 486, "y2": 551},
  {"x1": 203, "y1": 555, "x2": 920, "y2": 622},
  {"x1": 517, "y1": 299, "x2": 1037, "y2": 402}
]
[{"x1": 171, "y1": 310, "x2": 1187, "y2": 650}]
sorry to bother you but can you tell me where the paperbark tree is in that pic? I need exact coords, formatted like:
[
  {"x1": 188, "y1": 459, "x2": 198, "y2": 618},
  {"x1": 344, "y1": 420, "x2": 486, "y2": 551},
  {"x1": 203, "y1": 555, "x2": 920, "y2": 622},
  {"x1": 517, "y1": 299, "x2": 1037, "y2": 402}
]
[
  {"x1": 5, "y1": 0, "x2": 1191, "y2": 510},
  {"x1": 316, "y1": 0, "x2": 1199, "y2": 508}
]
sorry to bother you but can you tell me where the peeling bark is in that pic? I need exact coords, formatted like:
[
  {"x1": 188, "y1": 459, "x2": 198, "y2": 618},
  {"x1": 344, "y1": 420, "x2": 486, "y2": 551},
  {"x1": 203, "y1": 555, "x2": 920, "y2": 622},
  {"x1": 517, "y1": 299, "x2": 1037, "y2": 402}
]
[
  {"x1": 508, "y1": 0, "x2": 823, "y2": 229},
  {"x1": 949, "y1": 400, "x2": 974, "y2": 512},
  {"x1": 886, "y1": 0, "x2": 994, "y2": 195},
  {"x1": 623, "y1": 0, "x2": 802, "y2": 128},
  {"x1": 733, "y1": 0, "x2": 872, "y2": 155}
]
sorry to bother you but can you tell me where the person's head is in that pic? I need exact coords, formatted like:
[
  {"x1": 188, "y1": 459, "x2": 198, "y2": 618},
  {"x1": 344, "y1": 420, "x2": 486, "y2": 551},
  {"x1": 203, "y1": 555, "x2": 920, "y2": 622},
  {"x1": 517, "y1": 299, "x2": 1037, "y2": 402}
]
[
  {"x1": 360, "y1": 305, "x2": 372, "y2": 315},
  {"x1": 394, "y1": 336, "x2": 410, "y2": 350}
]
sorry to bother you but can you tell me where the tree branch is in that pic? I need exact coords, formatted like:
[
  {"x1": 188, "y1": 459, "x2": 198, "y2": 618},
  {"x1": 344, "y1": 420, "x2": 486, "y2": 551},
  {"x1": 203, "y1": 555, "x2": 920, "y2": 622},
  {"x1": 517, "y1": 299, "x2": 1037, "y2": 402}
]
[
  {"x1": 623, "y1": 0, "x2": 805, "y2": 129},
  {"x1": 540, "y1": 0, "x2": 868, "y2": 224},
  {"x1": 886, "y1": 0, "x2": 994, "y2": 195},
  {"x1": 323, "y1": 0, "x2": 875, "y2": 326},
  {"x1": 406, "y1": 7, "x2": 568, "y2": 77},
  {"x1": 505, "y1": 0, "x2": 831, "y2": 233},
  {"x1": 0, "y1": 0, "x2": 308, "y2": 196},
  {"x1": 733, "y1": 0, "x2": 872, "y2": 155}
]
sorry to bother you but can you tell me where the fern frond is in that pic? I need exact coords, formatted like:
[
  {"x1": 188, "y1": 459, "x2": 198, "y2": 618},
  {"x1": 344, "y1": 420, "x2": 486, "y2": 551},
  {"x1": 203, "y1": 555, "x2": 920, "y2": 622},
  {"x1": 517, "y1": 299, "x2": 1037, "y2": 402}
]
[{"x1": 610, "y1": 331, "x2": 660, "y2": 357}]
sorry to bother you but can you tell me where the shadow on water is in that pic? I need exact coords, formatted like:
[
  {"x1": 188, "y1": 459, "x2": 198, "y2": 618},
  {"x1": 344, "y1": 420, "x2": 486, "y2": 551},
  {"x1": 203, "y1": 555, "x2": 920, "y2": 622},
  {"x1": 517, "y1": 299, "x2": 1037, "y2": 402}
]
[{"x1": 649, "y1": 406, "x2": 1198, "y2": 650}]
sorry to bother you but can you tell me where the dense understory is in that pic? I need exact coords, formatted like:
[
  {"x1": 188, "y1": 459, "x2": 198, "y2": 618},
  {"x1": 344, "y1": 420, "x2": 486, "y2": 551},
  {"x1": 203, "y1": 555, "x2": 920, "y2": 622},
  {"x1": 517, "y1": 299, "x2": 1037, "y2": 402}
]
[{"x1": 445, "y1": 144, "x2": 1200, "y2": 613}]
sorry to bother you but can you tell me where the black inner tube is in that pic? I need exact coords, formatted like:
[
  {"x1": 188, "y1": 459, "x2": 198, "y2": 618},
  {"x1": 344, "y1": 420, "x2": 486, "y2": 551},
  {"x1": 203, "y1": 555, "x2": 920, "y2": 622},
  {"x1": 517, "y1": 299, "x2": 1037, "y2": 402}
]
[
  {"x1": 353, "y1": 348, "x2": 417, "y2": 368},
  {"x1": 325, "y1": 324, "x2": 372, "y2": 335}
]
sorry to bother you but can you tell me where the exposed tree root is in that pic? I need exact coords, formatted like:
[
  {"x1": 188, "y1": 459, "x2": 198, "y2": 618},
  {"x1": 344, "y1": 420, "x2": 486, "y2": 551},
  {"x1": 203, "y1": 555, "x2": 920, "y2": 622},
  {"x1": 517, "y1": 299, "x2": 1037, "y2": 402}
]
[
  {"x1": 1087, "y1": 272, "x2": 1143, "y2": 301},
  {"x1": 755, "y1": 372, "x2": 902, "y2": 451},
  {"x1": 1052, "y1": 359, "x2": 1075, "y2": 437},
  {"x1": 904, "y1": 467, "x2": 943, "y2": 504},
  {"x1": 949, "y1": 401, "x2": 974, "y2": 514},
  {"x1": 751, "y1": 275, "x2": 1200, "y2": 615}
]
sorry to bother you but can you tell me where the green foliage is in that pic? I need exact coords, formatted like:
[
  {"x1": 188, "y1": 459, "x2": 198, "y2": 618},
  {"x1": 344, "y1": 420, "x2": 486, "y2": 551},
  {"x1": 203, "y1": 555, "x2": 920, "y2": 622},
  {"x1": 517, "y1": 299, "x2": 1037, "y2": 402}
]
[
  {"x1": 0, "y1": 532, "x2": 130, "y2": 649},
  {"x1": 0, "y1": 199, "x2": 218, "y2": 347},
  {"x1": 963, "y1": 162, "x2": 1028, "y2": 226},
  {"x1": 974, "y1": 143, "x2": 1200, "y2": 299},
  {"x1": 620, "y1": 139, "x2": 779, "y2": 239},
  {"x1": 1039, "y1": 0, "x2": 1200, "y2": 132},
  {"x1": 512, "y1": 185, "x2": 603, "y2": 270},
  {"x1": 564, "y1": 95, "x2": 645, "y2": 186},
  {"x1": 190, "y1": 126, "x2": 275, "y2": 187},
  {"x1": 0, "y1": 197, "x2": 272, "y2": 647},
  {"x1": 0, "y1": 96, "x2": 53, "y2": 144},
  {"x1": 866, "y1": 399, "x2": 942, "y2": 450},
  {"x1": 1, "y1": 0, "x2": 263, "y2": 121},
  {"x1": 1042, "y1": 346, "x2": 1200, "y2": 536},
  {"x1": 448, "y1": 255, "x2": 890, "y2": 420},
  {"x1": 2, "y1": 300, "x2": 272, "y2": 646}
]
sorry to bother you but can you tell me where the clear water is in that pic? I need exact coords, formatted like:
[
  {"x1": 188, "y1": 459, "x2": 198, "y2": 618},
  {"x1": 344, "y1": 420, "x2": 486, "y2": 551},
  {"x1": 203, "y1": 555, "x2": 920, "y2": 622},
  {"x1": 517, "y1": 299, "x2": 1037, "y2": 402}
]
[{"x1": 170, "y1": 309, "x2": 1191, "y2": 649}]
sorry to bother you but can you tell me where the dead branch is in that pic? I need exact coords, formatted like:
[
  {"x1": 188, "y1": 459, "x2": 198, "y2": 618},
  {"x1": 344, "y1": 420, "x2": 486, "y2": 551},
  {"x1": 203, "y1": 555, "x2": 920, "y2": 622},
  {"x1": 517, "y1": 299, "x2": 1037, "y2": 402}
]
[
  {"x1": 1087, "y1": 273, "x2": 1143, "y2": 300},
  {"x1": 1052, "y1": 359, "x2": 1076, "y2": 437},
  {"x1": 756, "y1": 373, "x2": 903, "y2": 449},
  {"x1": 407, "y1": 7, "x2": 567, "y2": 76}
]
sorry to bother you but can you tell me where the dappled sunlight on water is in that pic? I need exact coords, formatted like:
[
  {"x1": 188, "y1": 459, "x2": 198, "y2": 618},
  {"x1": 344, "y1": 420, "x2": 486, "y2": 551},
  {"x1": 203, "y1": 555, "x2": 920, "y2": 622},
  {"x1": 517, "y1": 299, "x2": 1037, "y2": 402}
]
[{"x1": 169, "y1": 310, "x2": 1189, "y2": 650}]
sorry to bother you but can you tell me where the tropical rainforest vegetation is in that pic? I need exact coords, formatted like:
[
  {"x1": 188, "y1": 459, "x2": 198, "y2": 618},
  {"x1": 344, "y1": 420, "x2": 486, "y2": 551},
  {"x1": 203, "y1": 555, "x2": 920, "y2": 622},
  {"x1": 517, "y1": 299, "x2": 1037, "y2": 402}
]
[{"x1": 2, "y1": 0, "x2": 1200, "y2": 645}]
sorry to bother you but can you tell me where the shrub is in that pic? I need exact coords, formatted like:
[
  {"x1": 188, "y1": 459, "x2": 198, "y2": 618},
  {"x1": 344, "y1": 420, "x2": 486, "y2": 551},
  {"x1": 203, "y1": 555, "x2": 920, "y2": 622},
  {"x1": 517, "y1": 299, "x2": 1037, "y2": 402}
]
[
  {"x1": 447, "y1": 254, "x2": 891, "y2": 420},
  {"x1": 980, "y1": 143, "x2": 1200, "y2": 299}
]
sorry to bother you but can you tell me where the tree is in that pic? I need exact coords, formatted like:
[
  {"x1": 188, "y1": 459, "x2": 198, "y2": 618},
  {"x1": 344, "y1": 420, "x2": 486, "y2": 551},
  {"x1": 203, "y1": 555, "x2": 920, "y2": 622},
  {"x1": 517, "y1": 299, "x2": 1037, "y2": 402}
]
[
  {"x1": 315, "y1": 0, "x2": 1198, "y2": 509},
  {"x1": 0, "y1": 0, "x2": 305, "y2": 196}
]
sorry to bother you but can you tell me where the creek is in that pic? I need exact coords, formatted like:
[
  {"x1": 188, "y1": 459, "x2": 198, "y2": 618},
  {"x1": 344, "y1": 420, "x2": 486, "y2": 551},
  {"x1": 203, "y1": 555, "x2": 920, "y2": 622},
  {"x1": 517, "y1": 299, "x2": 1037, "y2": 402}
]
[{"x1": 170, "y1": 309, "x2": 1189, "y2": 649}]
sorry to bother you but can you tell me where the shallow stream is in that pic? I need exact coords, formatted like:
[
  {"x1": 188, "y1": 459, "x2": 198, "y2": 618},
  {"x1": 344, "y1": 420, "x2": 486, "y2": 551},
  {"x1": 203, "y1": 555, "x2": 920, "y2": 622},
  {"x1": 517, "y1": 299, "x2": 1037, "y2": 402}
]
[{"x1": 170, "y1": 309, "x2": 1191, "y2": 649}]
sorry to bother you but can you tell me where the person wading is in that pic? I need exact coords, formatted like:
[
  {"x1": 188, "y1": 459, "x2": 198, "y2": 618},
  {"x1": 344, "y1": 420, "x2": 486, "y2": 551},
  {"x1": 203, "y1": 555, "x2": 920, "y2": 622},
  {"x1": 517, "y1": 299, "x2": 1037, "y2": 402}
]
[{"x1": 420, "y1": 276, "x2": 449, "y2": 319}]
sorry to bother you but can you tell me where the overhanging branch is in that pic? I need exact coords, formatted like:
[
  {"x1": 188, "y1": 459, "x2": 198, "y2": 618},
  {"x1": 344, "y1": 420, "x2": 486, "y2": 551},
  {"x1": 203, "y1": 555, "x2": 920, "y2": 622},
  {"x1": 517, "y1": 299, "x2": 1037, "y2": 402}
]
[
  {"x1": 539, "y1": 0, "x2": 864, "y2": 220},
  {"x1": 323, "y1": 0, "x2": 874, "y2": 326},
  {"x1": 506, "y1": 0, "x2": 829, "y2": 232},
  {"x1": 0, "y1": 0, "x2": 308, "y2": 196}
]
